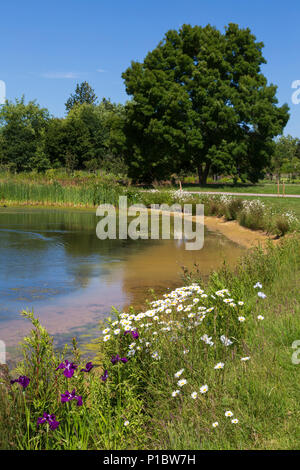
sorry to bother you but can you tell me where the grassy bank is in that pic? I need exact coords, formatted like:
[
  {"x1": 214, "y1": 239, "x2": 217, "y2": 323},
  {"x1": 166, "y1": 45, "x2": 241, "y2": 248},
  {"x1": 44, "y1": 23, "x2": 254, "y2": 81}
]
[
  {"x1": 1, "y1": 236, "x2": 299, "y2": 450},
  {"x1": 0, "y1": 174, "x2": 299, "y2": 236},
  {"x1": 234, "y1": 195, "x2": 300, "y2": 219},
  {"x1": 0, "y1": 176, "x2": 125, "y2": 208}
]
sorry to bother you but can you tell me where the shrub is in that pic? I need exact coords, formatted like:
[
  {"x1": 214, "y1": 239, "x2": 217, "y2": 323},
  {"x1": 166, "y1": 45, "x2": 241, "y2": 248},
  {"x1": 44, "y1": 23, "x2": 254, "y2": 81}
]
[{"x1": 224, "y1": 198, "x2": 244, "y2": 221}]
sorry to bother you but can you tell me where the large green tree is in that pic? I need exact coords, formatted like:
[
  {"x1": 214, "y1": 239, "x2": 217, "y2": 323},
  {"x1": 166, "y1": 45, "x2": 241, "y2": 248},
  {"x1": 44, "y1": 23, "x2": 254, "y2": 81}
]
[
  {"x1": 65, "y1": 81, "x2": 98, "y2": 113},
  {"x1": 0, "y1": 97, "x2": 50, "y2": 171},
  {"x1": 122, "y1": 23, "x2": 289, "y2": 184},
  {"x1": 43, "y1": 100, "x2": 127, "y2": 173}
]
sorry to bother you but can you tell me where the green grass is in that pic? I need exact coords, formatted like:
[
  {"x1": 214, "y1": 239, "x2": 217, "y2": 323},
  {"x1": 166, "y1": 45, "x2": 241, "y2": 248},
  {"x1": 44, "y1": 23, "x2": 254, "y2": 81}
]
[
  {"x1": 1, "y1": 236, "x2": 300, "y2": 450},
  {"x1": 0, "y1": 178, "x2": 126, "y2": 208},
  {"x1": 235, "y1": 196, "x2": 300, "y2": 219},
  {"x1": 142, "y1": 238, "x2": 300, "y2": 449},
  {"x1": 179, "y1": 182, "x2": 300, "y2": 196}
]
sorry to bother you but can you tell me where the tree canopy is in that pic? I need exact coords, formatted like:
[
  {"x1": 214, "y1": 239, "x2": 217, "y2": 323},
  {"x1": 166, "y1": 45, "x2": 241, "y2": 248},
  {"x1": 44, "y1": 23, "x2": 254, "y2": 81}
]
[
  {"x1": 270, "y1": 135, "x2": 300, "y2": 179},
  {"x1": 0, "y1": 96, "x2": 126, "y2": 174},
  {"x1": 65, "y1": 81, "x2": 98, "y2": 113},
  {"x1": 122, "y1": 23, "x2": 289, "y2": 183},
  {"x1": 0, "y1": 96, "x2": 50, "y2": 171}
]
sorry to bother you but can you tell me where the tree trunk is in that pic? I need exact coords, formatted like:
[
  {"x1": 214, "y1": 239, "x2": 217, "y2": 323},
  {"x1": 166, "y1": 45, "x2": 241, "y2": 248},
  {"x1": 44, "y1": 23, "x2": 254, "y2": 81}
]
[{"x1": 198, "y1": 162, "x2": 210, "y2": 186}]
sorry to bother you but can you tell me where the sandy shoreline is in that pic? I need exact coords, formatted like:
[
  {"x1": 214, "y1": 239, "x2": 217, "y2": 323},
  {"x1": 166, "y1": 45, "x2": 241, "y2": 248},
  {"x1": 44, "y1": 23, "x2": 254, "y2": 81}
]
[
  {"x1": 144, "y1": 207, "x2": 272, "y2": 249},
  {"x1": 203, "y1": 216, "x2": 272, "y2": 248}
]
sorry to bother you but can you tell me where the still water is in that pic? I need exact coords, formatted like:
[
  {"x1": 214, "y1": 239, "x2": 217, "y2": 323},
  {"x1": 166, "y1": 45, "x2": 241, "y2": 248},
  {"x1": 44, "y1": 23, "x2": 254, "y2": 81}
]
[{"x1": 0, "y1": 207, "x2": 244, "y2": 359}]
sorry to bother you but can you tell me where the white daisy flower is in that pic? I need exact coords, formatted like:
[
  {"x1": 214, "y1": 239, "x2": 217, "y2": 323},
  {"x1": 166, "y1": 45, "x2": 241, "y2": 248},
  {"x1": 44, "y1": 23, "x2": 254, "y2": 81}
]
[
  {"x1": 177, "y1": 378, "x2": 187, "y2": 387},
  {"x1": 225, "y1": 411, "x2": 233, "y2": 417},
  {"x1": 199, "y1": 384, "x2": 208, "y2": 394},
  {"x1": 174, "y1": 368, "x2": 184, "y2": 378},
  {"x1": 214, "y1": 362, "x2": 224, "y2": 369}
]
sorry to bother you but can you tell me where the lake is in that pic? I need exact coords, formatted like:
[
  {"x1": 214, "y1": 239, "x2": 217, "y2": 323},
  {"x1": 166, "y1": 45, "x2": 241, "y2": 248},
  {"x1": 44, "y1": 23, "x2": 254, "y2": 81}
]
[{"x1": 0, "y1": 207, "x2": 244, "y2": 361}]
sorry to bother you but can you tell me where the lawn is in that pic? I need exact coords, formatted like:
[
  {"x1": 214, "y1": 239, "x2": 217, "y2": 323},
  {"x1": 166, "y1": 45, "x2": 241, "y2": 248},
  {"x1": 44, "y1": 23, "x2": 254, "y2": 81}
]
[
  {"x1": 179, "y1": 183, "x2": 300, "y2": 196},
  {"x1": 232, "y1": 196, "x2": 300, "y2": 219}
]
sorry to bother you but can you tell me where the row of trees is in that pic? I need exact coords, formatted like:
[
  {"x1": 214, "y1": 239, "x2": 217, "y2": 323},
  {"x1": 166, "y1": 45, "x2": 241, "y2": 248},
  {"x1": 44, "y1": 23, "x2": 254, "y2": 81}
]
[
  {"x1": 270, "y1": 135, "x2": 300, "y2": 180},
  {"x1": 0, "y1": 90, "x2": 126, "y2": 175},
  {"x1": 0, "y1": 23, "x2": 293, "y2": 184}
]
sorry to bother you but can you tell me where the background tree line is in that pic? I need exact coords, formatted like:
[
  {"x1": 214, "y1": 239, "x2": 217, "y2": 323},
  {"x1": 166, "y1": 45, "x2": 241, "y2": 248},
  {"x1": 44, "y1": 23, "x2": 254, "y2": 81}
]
[
  {"x1": 0, "y1": 86, "x2": 127, "y2": 176},
  {"x1": 0, "y1": 23, "x2": 298, "y2": 184}
]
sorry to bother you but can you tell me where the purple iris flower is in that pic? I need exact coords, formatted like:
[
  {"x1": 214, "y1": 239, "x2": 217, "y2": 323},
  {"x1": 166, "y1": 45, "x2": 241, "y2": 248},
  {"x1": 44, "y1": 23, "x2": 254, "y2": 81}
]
[
  {"x1": 55, "y1": 360, "x2": 78, "y2": 378},
  {"x1": 101, "y1": 370, "x2": 108, "y2": 382},
  {"x1": 10, "y1": 375, "x2": 30, "y2": 389},
  {"x1": 80, "y1": 362, "x2": 94, "y2": 373},
  {"x1": 37, "y1": 413, "x2": 60, "y2": 430},
  {"x1": 131, "y1": 329, "x2": 139, "y2": 339},
  {"x1": 111, "y1": 354, "x2": 128, "y2": 365},
  {"x1": 61, "y1": 389, "x2": 83, "y2": 406},
  {"x1": 124, "y1": 329, "x2": 139, "y2": 339}
]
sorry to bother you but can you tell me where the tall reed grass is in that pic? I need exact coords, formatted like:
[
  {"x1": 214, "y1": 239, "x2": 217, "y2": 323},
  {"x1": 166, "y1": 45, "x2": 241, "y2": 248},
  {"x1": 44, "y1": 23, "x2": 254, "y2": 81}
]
[{"x1": 0, "y1": 180, "x2": 125, "y2": 207}]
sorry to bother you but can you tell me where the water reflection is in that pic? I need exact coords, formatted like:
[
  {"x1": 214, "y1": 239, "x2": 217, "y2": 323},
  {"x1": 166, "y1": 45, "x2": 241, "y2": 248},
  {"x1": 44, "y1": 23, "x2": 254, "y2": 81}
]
[{"x1": 0, "y1": 207, "x2": 244, "y2": 358}]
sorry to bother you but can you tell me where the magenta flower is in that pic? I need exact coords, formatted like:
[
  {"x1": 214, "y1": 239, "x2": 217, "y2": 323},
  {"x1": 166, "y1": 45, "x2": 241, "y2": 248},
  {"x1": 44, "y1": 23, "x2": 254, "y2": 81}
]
[
  {"x1": 111, "y1": 354, "x2": 128, "y2": 365},
  {"x1": 61, "y1": 389, "x2": 83, "y2": 406},
  {"x1": 37, "y1": 413, "x2": 60, "y2": 430},
  {"x1": 55, "y1": 360, "x2": 78, "y2": 378},
  {"x1": 10, "y1": 375, "x2": 30, "y2": 389},
  {"x1": 101, "y1": 370, "x2": 108, "y2": 382},
  {"x1": 80, "y1": 362, "x2": 94, "y2": 373}
]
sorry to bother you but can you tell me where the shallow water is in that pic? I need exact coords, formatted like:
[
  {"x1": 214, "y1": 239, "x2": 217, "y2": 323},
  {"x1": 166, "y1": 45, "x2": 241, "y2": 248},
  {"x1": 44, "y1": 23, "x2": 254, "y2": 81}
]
[{"x1": 0, "y1": 207, "x2": 244, "y2": 360}]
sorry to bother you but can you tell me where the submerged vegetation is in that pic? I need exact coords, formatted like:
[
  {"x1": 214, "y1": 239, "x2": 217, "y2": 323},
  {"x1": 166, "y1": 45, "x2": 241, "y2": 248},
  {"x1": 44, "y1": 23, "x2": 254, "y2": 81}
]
[{"x1": 1, "y1": 236, "x2": 299, "y2": 450}]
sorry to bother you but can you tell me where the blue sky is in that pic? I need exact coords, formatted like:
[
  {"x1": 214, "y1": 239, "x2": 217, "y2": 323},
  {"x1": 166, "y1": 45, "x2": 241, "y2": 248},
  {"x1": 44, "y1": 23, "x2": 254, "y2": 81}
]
[{"x1": 1, "y1": 0, "x2": 299, "y2": 136}]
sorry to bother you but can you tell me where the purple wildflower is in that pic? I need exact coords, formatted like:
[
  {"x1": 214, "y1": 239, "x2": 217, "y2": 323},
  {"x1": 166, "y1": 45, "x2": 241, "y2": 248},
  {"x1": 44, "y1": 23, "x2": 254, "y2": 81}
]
[
  {"x1": 131, "y1": 329, "x2": 139, "y2": 339},
  {"x1": 80, "y1": 362, "x2": 94, "y2": 373},
  {"x1": 111, "y1": 354, "x2": 128, "y2": 365},
  {"x1": 124, "y1": 329, "x2": 139, "y2": 339},
  {"x1": 37, "y1": 413, "x2": 60, "y2": 430},
  {"x1": 10, "y1": 375, "x2": 30, "y2": 389},
  {"x1": 61, "y1": 389, "x2": 83, "y2": 406},
  {"x1": 55, "y1": 360, "x2": 78, "y2": 378},
  {"x1": 111, "y1": 354, "x2": 120, "y2": 365},
  {"x1": 101, "y1": 369, "x2": 108, "y2": 382}
]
